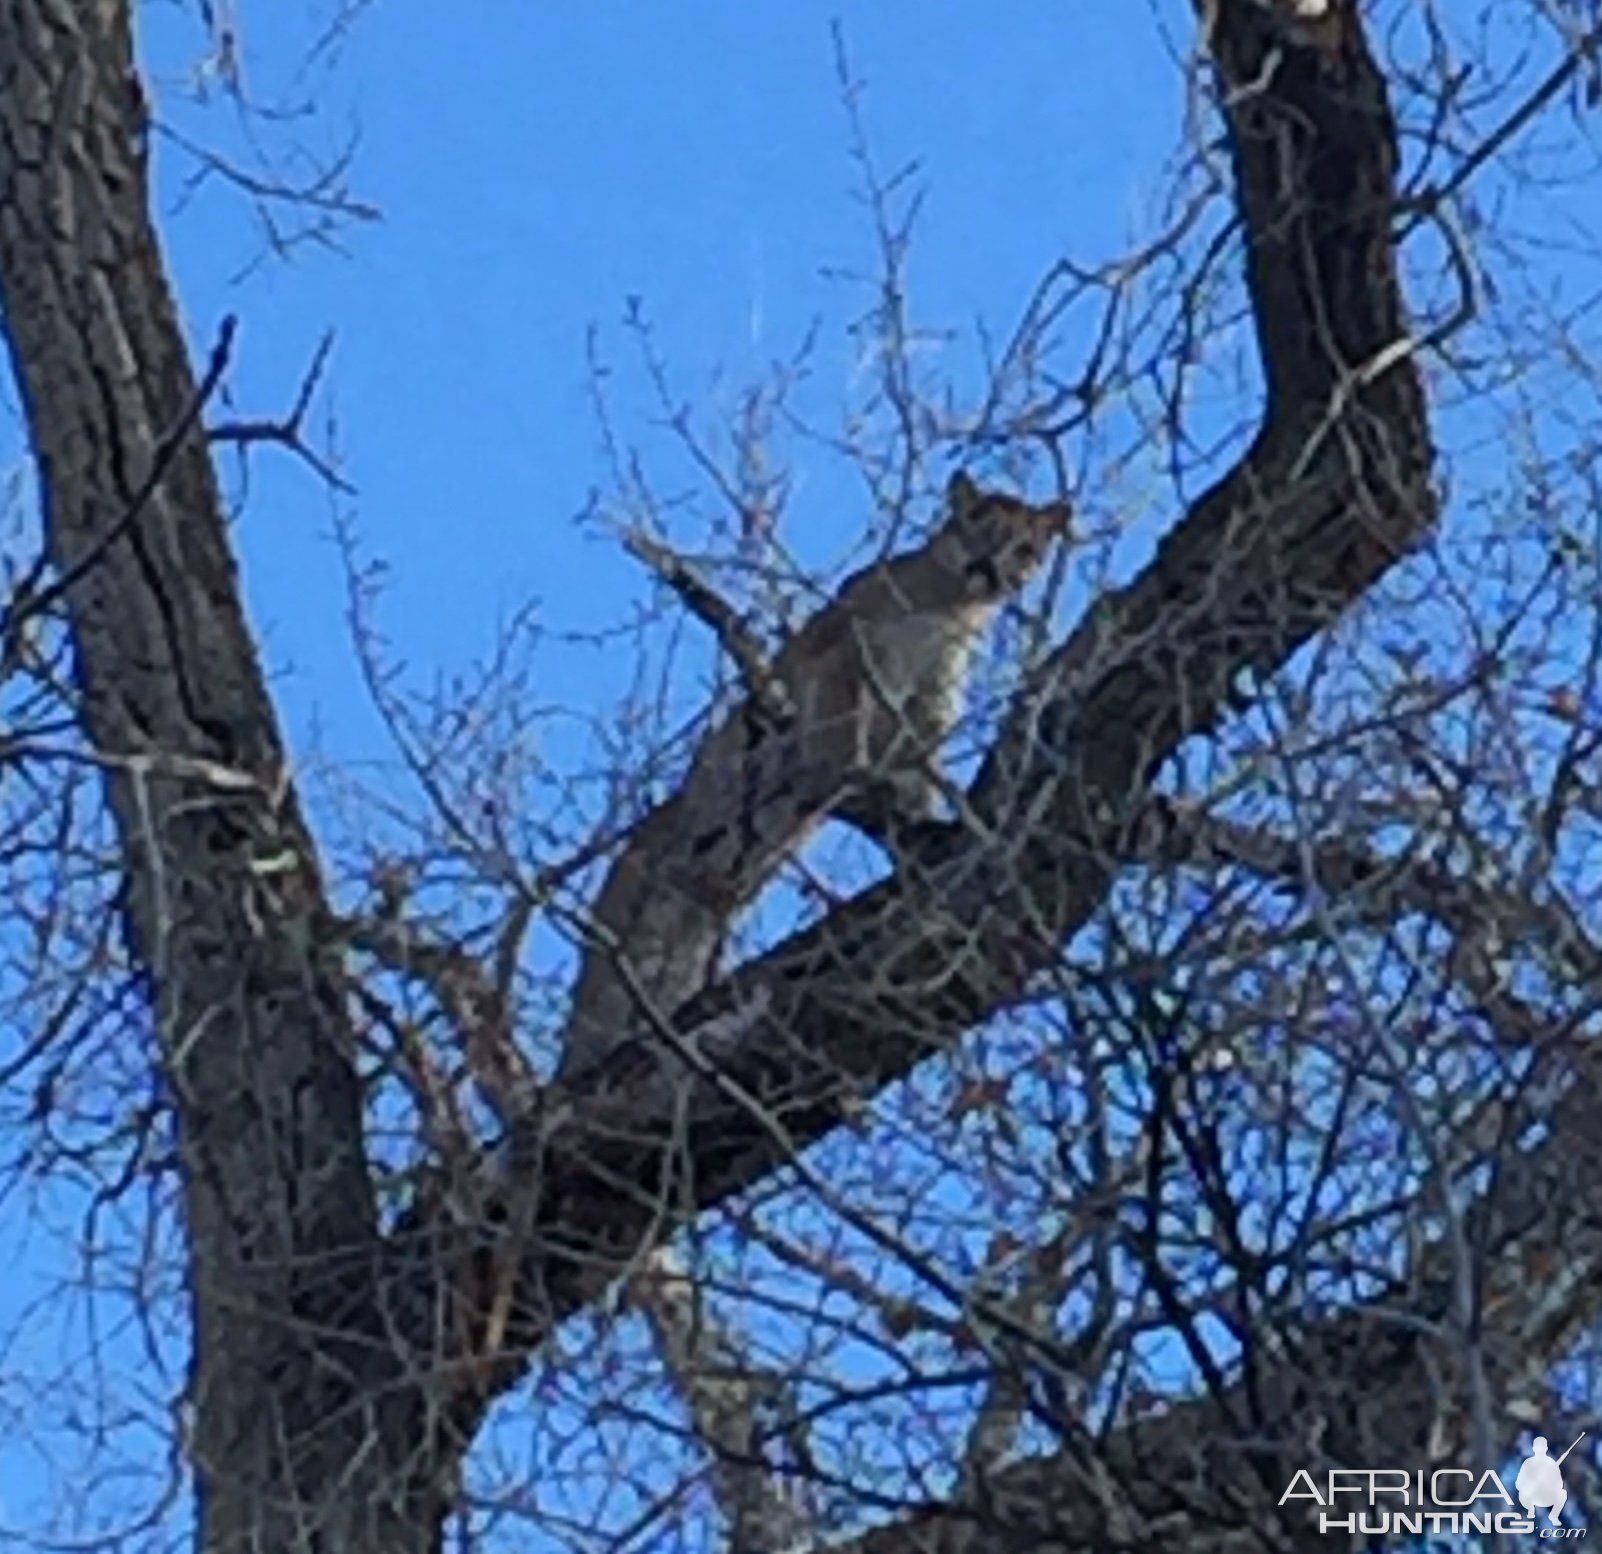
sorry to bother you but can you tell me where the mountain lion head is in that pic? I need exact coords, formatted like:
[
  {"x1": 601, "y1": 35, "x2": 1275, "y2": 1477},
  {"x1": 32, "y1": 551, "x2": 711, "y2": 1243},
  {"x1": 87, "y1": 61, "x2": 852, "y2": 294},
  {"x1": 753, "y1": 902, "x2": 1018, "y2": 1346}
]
[{"x1": 932, "y1": 469, "x2": 1070, "y2": 602}]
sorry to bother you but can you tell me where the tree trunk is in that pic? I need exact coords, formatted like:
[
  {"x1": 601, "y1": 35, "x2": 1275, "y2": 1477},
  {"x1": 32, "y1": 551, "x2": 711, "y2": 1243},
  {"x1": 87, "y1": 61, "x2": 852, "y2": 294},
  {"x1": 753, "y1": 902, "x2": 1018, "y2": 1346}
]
[{"x1": 0, "y1": 3, "x2": 427, "y2": 1547}]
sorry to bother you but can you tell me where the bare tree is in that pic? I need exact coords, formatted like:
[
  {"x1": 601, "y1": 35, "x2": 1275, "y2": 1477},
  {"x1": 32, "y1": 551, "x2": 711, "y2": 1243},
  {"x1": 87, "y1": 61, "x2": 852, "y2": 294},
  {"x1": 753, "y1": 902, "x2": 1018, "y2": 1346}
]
[{"x1": 3, "y1": 1, "x2": 1602, "y2": 1552}]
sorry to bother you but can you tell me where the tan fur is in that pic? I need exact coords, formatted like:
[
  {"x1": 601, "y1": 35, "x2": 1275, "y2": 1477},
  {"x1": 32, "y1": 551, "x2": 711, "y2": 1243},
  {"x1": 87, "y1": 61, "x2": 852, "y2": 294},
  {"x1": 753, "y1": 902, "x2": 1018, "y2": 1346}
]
[{"x1": 563, "y1": 471, "x2": 1068, "y2": 1078}]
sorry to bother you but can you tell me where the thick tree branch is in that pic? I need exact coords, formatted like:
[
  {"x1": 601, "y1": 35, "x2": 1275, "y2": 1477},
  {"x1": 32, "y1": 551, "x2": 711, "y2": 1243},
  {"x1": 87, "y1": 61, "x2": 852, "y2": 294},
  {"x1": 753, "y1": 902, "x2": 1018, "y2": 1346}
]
[{"x1": 422, "y1": 0, "x2": 1442, "y2": 1474}]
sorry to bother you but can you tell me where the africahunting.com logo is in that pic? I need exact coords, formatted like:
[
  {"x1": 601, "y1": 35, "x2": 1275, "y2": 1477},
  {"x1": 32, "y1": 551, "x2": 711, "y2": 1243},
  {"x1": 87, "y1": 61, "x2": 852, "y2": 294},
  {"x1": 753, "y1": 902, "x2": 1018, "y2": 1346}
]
[{"x1": 1280, "y1": 1431, "x2": 1588, "y2": 1538}]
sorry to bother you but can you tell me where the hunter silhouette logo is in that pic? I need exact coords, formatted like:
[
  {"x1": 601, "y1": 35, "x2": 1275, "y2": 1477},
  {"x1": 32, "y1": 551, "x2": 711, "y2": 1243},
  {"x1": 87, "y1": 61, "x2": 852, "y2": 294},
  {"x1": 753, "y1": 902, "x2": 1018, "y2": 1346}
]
[
  {"x1": 1280, "y1": 1426, "x2": 1591, "y2": 1538},
  {"x1": 1519, "y1": 1433, "x2": 1586, "y2": 1527}
]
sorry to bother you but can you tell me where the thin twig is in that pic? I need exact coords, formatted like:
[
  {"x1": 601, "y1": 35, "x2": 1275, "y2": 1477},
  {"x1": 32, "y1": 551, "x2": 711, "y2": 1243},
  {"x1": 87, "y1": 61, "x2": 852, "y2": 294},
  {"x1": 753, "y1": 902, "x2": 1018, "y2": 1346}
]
[
  {"x1": 208, "y1": 329, "x2": 355, "y2": 493},
  {"x1": 1401, "y1": 16, "x2": 1602, "y2": 235},
  {"x1": 342, "y1": 906, "x2": 537, "y2": 1130}
]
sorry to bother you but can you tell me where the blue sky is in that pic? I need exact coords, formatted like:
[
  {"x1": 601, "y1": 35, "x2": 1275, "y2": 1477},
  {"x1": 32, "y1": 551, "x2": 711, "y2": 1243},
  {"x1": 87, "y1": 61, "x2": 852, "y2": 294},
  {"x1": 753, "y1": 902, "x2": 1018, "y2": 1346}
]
[
  {"x1": 129, "y1": 1, "x2": 1184, "y2": 771},
  {"x1": 3, "y1": 2, "x2": 1600, "y2": 1548}
]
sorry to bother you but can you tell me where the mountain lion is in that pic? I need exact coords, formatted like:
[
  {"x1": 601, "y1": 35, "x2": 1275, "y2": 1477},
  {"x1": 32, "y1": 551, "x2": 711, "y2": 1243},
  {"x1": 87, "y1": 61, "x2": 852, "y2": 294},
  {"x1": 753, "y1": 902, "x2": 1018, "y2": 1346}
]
[{"x1": 563, "y1": 469, "x2": 1069, "y2": 1079}]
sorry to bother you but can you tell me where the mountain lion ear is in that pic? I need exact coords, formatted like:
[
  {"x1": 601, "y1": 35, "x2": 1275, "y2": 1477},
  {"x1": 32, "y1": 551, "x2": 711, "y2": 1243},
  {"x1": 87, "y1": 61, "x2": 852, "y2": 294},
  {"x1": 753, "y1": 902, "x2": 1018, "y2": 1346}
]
[{"x1": 947, "y1": 469, "x2": 981, "y2": 517}]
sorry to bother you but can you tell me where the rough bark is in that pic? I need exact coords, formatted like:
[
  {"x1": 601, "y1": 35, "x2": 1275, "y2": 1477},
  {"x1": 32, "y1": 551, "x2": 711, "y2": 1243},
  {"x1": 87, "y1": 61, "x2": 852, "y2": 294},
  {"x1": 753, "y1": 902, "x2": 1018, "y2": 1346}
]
[{"x1": 0, "y1": 3, "x2": 432, "y2": 1548}]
